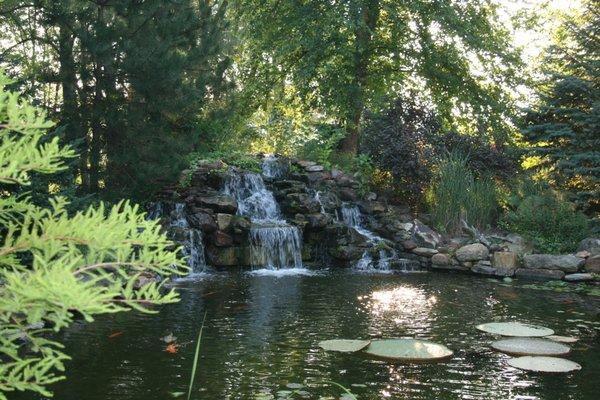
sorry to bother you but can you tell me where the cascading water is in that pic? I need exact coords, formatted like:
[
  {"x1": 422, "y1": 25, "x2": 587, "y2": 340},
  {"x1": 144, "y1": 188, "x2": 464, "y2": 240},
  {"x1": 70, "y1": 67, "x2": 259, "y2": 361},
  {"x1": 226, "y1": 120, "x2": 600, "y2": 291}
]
[
  {"x1": 261, "y1": 155, "x2": 286, "y2": 179},
  {"x1": 224, "y1": 164, "x2": 303, "y2": 270},
  {"x1": 341, "y1": 204, "x2": 397, "y2": 272},
  {"x1": 147, "y1": 202, "x2": 208, "y2": 273}
]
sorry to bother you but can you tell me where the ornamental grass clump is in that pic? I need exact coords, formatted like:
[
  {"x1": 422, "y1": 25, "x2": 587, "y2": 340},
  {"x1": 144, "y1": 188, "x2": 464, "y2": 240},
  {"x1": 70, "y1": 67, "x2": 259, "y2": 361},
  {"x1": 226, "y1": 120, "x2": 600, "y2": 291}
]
[
  {"x1": 0, "y1": 73, "x2": 187, "y2": 399},
  {"x1": 427, "y1": 153, "x2": 499, "y2": 234}
]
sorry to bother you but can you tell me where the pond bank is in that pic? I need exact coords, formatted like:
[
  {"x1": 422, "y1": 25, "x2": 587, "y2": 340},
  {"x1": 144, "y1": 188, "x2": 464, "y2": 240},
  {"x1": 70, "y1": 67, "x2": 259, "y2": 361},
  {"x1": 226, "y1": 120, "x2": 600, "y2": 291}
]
[{"x1": 150, "y1": 155, "x2": 599, "y2": 290}]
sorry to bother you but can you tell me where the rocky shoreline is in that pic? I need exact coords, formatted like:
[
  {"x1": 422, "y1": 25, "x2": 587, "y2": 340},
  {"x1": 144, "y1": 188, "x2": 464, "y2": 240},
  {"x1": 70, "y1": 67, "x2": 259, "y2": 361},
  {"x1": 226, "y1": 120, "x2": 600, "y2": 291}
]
[{"x1": 152, "y1": 156, "x2": 600, "y2": 284}]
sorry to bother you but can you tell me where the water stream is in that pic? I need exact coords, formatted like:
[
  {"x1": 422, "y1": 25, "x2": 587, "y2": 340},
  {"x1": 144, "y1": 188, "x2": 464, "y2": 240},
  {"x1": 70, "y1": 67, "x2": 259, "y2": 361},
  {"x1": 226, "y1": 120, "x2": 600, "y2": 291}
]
[
  {"x1": 341, "y1": 204, "x2": 398, "y2": 272},
  {"x1": 147, "y1": 202, "x2": 208, "y2": 274},
  {"x1": 223, "y1": 164, "x2": 303, "y2": 271}
]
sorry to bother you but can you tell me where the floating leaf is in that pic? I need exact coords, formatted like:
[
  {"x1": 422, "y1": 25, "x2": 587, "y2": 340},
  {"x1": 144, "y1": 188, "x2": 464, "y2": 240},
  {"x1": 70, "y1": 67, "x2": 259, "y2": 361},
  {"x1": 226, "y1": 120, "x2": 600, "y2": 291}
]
[
  {"x1": 319, "y1": 339, "x2": 371, "y2": 353},
  {"x1": 476, "y1": 322, "x2": 554, "y2": 337},
  {"x1": 508, "y1": 356, "x2": 582, "y2": 373},
  {"x1": 546, "y1": 335, "x2": 579, "y2": 344},
  {"x1": 491, "y1": 338, "x2": 570, "y2": 356},
  {"x1": 364, "y1": 339, "x2": 453, "y2": 362}
]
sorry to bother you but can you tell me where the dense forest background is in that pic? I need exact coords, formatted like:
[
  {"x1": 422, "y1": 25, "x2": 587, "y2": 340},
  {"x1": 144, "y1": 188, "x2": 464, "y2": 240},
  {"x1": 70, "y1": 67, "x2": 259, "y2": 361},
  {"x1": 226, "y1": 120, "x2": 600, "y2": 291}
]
[{"x1": 0, "y1": 0, "x2": 597, "y2": 221}]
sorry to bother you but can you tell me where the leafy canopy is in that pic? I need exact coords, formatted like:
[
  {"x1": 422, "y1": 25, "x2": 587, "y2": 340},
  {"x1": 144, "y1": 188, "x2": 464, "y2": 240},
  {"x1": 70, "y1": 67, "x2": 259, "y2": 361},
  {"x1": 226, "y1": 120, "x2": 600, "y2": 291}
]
[{"x1": 0, "y1": 73, "x2": 187, "y2": 399}]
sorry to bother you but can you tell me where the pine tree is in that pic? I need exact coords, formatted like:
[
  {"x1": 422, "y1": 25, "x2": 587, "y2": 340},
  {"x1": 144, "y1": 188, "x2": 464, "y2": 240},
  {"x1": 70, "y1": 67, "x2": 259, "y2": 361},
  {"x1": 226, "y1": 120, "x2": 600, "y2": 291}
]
[
  {"x1": 0, "y1": 73, "x2": 187, "y2": 399},
  {"x1": 523, "y1": 0, "x2": 600, "y2": 216}
]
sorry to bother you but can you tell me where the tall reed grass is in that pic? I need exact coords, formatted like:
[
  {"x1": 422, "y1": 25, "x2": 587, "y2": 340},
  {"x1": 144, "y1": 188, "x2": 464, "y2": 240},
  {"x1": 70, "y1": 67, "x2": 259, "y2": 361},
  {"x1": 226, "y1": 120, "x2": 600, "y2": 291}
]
[{"x1": 427, "y1": 153, "x2": 499, "y2": 234}]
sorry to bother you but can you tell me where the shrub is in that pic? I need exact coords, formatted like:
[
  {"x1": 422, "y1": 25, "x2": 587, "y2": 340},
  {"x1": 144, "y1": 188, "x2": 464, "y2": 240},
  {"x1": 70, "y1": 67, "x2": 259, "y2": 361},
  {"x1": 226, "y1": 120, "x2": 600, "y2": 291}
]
[
  {"x1": 297, "y1": 124, "x2": 346, "y2": 168},
  {"x1": 361, "y1": 97, "x2": 437, "y2": 204},
  {"x1": 501, "y1": 182, "x2": 589, "y2": 253},
  {"x1": 187, "y1": 150, "x2": 261, "y2": 173},
  {"x1": 431, "y1": 131, "x2": 519, "y2": 180},
  {"x1": 427, "y1": 153, "x2": 499, "y2": 234},
  {"x1": 0, "y1": 73, "x2": 186, "y2": 399}
]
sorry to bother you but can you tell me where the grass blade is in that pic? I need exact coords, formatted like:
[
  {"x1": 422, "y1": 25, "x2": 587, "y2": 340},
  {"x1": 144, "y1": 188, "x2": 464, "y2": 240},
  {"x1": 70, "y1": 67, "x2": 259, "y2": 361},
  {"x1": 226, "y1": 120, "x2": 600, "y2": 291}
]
[{"x1": 187, "y1": 311, "x2": 207, "y2": 400}]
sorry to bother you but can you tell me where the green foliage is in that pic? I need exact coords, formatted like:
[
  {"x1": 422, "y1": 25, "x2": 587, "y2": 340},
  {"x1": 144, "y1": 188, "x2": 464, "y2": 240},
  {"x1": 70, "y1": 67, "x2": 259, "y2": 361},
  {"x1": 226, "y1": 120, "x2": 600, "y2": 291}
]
[
  {"x1": 523, "y1": 0, "x2": 599, "y2": 215},
  {"x1": 234, "y1": 0, "x2": 522, "y2": 151},
  {"x1": 0, "y1": 0, "x2": 233, "y2": 200},
  {"x1": 187, "y1": 150, "x2": 261, "y2": 173},
  {"x1": 0, "y1": 74, "x2": 186, "y2": 399},
  {"x1": 500, "y1": 182, "x2": 589, "y2": 253},
  {"x1": 297, "y1": 125, "x2": 346, "y2": 169},
  {"x1": 329, "y1": 153, "x2": 376, "y2": 197},
  {"x1": 427, "y1": 153, "x2": 499, "y2": 234}
]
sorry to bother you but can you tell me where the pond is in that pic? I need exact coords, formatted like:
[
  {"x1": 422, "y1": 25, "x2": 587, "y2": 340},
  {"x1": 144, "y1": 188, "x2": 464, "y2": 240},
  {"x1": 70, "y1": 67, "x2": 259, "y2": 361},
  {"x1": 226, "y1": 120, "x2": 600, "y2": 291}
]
[{"x1": 20, "y1": 271, "x2": 600, "y2": 400}]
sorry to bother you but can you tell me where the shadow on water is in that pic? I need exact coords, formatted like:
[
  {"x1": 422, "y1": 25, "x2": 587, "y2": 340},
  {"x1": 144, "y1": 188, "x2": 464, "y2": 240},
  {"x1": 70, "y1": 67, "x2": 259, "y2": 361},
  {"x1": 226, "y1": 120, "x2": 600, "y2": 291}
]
[{"x1": 17, "y1": 272, "x2": 600, "y2": 400}]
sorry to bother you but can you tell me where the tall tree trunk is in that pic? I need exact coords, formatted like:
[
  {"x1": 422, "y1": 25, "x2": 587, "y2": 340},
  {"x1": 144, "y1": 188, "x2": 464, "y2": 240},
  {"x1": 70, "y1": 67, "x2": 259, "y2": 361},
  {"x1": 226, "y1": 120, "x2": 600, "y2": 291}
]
[{"x1": 340, "y1": 0, "x2": 380, "y2": 154}]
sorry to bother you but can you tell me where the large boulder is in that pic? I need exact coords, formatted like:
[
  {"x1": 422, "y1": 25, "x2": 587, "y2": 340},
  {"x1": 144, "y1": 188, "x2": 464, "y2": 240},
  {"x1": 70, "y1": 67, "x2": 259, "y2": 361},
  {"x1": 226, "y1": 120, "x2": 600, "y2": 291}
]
[
  {"x1": 413, "y1": 220, "x2": 442, "y2": 249},
  {"x1": 412, "y1": 247, "x2": 438, "y2": 257},
  {"x1": 578, "y1": 237, "x2": 600, "y2": 256},
  {"x1": 584, "y1": 255, "x2": 600, "y2": 273},
  {"x1": 431, "y1": 253, "x2": 451, "y2": 266},
  {"x1": 187, "y1": 209, "x2": 218, "y2": 233},
  {"x1": 195, "y1": 194, "x2": 238, "y2": 214},
  {"x1": 492, "y1": 251, "x2": 519, "y2": 270},
  {"x1": 523, "y1": 254, "x2": 584, "y2": 273},
  {"x1": 455, "y1": 243, "x2": 489, "y2": 262},
  {"x1": 515, "y1": 268, "x2": 565, "y2": 280}
]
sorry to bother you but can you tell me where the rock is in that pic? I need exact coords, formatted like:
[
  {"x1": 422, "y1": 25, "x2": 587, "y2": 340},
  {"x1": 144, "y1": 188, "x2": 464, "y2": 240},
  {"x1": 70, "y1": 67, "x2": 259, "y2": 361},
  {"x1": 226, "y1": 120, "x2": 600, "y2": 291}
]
[
  {"x1": 212, "y1": 230, "x2": 233, "y2": 247},
  {"x1": 196, "y1": 194, "x2": 238, "y2": 214},
  {"x1": 216, "y1": 213, "x2": 233, "y2": 231},
  {"x1": 187, "y1": 210, "x2": 218, "y2": 233},
  {"x1": 366, "y1": 192, "x2": 377, "y2": 201},
  {"x1": 306, "y1": 213, "x2": 329, "y2": 230},
  {"x1": 329, "y1": 245, "x2": 363, "y2": 261},
  {"x1": 515, "y1": 268, "x2": 565, "y2": 280},
  {"x1": 564, "y1": 273, "x2": 594, "y2": 282},
  {"x1": 359, "y1": 201, "x2": 386, "y2": 214},
  {"x1": 401, "y1": 240, "x2": 418, "y2": 251},
  {"x1": 455, "y1": 243, "x2": 489, "y2": 262},
  {"x1": 207, "y1": 247, "x2": 237, "y2": 266},
  {"x1": 282, "y1": 193, "x2": 320, "y2": 214},
  {"x1": 471, "y1": 264, "x2": 497, "y2": 276},
  {"x1": 338, "y1": 187, "x2": 358, "y2": 201},
  {"x1": 584, "y1": 255, "x2": 600, "y2": 273},
  {"x1": 523, "y1": 254, "x2": 584, "y2": 273},
  {"x1": 412, "y1": 247, "x2": 438, "y2": 257},
  {"x1": 297, "y1": 160, "x2": 316, "y2": 168},
  {"x1": 492, "y1": 251, "x2": 519, "y2": 270},
  {"x1": 307, "y1": 171, "x2": 331, "y2": 183},
  {"x1": 413, "y1": 220, "x2": 442, "y2": 248},
  {"x1": 575, "y1": 250, "x2": 591, "y2": 258},
  {"x1": 232, "y1": 216, "x2": 251, "y2": 232},
  {"x1": 305, "y1": 165, "x2": 324, "y2": 172},
  {"x1": 577, "y1": 237, "x2": 600, "y2": 255},
  {"x1": 431, "y1": 253, "x2": 451, "y2": 266}
]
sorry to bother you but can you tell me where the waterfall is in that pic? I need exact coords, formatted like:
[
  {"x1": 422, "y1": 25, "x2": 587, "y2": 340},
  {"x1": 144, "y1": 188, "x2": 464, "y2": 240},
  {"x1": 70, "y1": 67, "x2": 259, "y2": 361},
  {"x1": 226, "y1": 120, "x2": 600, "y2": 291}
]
[
  {"x1": 224, "y1": 169, "x2": 303, "y2": 270},
  {"x1": 170, "y1": 204, "x2": 208, "y2": 273},
  {"x1": 147, "y1": 202, "x2": 208, "y2": 273},
  {"x1": 261, "y1": 155, "x2": 286, "y2": 179},
  {"x1": 341, "y1": 204, "x2": 397, "y2": 272}
]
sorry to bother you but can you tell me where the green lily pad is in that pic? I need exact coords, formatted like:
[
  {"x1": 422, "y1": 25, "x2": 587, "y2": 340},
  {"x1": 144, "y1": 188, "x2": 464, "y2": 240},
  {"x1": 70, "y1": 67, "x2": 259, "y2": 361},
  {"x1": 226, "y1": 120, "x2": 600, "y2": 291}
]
[
  {"x1": 508, "y1": 356, "x2": 582, "y2": 373},
  {"x1": 491, "y1": 338, "x2": 570, "y2": 356},
  {"x1": 546, "y1": 335, "x2": 579, "y2": 344},
  {"x1": 476, "y1": 322, "x2": 554, "y2": 337},
  {"x1": 364, "y1": 339, "x2": 453, "y2": 362},
  {"x1": 318, "y1": 339, "x2": 371, "y2": 353}
]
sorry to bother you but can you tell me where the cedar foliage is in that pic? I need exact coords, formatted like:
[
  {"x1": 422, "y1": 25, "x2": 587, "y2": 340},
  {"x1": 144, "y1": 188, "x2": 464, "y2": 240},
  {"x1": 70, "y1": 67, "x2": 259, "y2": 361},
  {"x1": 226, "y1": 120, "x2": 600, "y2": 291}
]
[
  {"x1": 523, "y1": 0, "x2": 600, "y2": 216},
  {"x1": 0, "y1": 74, "x2": 187, "y2": 399}
]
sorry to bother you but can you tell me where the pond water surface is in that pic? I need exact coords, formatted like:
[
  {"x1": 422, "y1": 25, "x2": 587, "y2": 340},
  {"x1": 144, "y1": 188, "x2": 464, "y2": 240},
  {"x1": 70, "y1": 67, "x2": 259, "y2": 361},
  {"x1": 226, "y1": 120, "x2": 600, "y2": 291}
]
[{"x1": 20, "y1": 271, "x2": 600, "y2": 400}]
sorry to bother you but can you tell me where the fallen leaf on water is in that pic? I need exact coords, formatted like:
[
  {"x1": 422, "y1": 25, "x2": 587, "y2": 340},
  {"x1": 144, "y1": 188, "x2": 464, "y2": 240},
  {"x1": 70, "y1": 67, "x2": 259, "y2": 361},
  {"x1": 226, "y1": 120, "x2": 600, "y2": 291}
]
[
  {"x1": 108, "y1": 331, "x2": 123, "y2": 339},
  {"x1": 166, "y1": 343, "x2": 178, "y2": 354}
]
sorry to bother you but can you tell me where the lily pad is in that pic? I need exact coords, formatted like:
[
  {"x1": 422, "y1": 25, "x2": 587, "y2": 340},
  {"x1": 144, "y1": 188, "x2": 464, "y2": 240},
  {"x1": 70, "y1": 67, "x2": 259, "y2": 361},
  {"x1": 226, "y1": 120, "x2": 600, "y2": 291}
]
[
  {"x1": 364, "y1": 339, "x2": 453, "y2": 362},
  {"x1": 491, "y1": 338, "x2": 570, "y2": 356},
  {"x1": 546, "y1": 335, "x2": 579, "y2": 344},
  {"x1": 318, "y1": 339, "x2": 371, "y2": 353},
  {"x1": 508, "y1": 356, "x2": 582, "y2": 373},
  {"x1": 476, "y1": 322, "x2": 554, "y2": 337}
]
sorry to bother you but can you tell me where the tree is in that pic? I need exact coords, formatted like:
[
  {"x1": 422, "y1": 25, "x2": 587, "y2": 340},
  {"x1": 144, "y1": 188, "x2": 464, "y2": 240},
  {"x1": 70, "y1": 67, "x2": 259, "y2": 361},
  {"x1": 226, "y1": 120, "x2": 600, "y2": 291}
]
[
  {"x1": 0, "y1": 73, "x2": 187, "y2": 399},
  {"x1": 233, "y1": 0, "x2": 521, "y2": 153},
  {"x1": 0, "y1": 0, "x2": 232, "y2": 200},
  {"x1": 523, "y1": 0, "x2": 599, "y2": 215}
]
